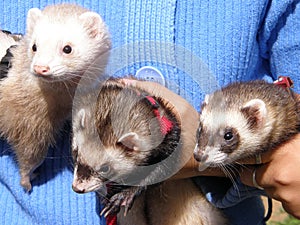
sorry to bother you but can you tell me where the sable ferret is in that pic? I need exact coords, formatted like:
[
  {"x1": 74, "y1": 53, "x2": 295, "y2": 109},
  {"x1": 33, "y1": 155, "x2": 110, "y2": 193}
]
[
  {"x1": 194, "y1": 80, "x2": 300, "y2": 169},
  {"x1": 0, "y1": 30, "x2": 22, "y2": 78},
  {"x1": 0, "y1": 3, "x2": 111, "y2": 191},
  {"x1": 71, "y1": 78, "x2": 226, "y2": 225}
]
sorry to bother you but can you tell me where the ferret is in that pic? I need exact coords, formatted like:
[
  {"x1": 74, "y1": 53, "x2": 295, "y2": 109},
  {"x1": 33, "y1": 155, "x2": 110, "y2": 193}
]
[
  {"x1": 71, "y1": 78, "x2": 226, "y2": 225},
  {"x1": 0, "y1": 30, "x2": 22, "y2": 78},
  {"x1": 0, "y1": 3, "x2": 111, "y2": 191},
  {"x1": 194, "y1": 80, "x2": 300, "y2": 169}
]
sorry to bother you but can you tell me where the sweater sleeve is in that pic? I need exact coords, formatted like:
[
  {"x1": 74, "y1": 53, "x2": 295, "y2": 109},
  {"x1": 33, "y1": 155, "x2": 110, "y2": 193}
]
[{"x1": 258, "y1": 0, "x2": 300, "y2": 93}]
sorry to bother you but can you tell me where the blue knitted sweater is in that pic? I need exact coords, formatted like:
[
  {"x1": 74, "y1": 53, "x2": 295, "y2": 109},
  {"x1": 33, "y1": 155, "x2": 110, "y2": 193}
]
[{"x1": 0, "y1": 1, "x2": 299, "y2": 225}]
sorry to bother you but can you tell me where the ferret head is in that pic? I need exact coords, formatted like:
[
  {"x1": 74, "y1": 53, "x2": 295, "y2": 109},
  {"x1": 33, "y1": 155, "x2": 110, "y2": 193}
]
[
  {"x1": 72, "y1": 83, "x2": 172, "y2": 194},
  {"x1": 71, "y1": 107, "x2": 143, "y2": 194},
  {"x1": 194, "y1": 91, "x2": 270, "y2": 169},
  {"x1": 25, "y1": 4, "x2": 111, "y2": 82}
]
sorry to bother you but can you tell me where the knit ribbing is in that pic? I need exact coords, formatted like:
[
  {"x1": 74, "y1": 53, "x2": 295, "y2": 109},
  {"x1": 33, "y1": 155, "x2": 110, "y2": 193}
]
[
  {"x1": 174, "y1": 0, "x2": 275, "y2": 109},
  {"x1": 0, "y1": 1, "x2": 300, "y2": 225}
]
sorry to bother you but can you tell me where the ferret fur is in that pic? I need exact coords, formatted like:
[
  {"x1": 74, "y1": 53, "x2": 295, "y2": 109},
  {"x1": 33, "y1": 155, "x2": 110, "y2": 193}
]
[
  {"x1": 72, "y1": 78, "x2": 226, "y2": 225},
  {"x1": 0, "y1": 30, "x2": 20, "y2": 59},
  {"x1": 194, "y1": 80, "x2": 300, "y2": 168},
  {"x1": 0, "y1": 3, "x2": 111, "y2": 191},
  {"x1": 0, "y1": 30, "x2": 22, "y2": 78}
]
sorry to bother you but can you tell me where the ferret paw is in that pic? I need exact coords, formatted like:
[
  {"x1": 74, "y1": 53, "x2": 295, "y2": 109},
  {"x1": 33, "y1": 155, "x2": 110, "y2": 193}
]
[
  {"x1": 20, "y1": 176, "x2": 32, "y2": 192},
  {"x1": 100, "y1": 186, "x2": 144, "y2": 217}
]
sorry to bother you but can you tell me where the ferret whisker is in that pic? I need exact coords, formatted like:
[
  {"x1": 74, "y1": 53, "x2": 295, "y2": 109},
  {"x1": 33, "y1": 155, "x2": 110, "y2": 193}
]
[
  {"x1": 62, "y1": 81, "x2": 74, "y2": 98},
  {"x1": 51, "y1": 65, "x2": 65, "y2": 75},
  {"x1": 96, "y1": 190, "x2": 111, "y2": 202},
  {"x1": 44, "y1": 156, "x2": 70, "y2": 159},
  {"x1": 220, "y1": 165, "x2": 239, "y2": 192},
  {"x1": 226, "y1": 165, "x2": 240, "y2": 193},
  {"x1": 233, "y1": 162, "x2": 247, "y2": 171},
  {"x1": 227, "y1": 163, "x2": 240, "y2": 175}
]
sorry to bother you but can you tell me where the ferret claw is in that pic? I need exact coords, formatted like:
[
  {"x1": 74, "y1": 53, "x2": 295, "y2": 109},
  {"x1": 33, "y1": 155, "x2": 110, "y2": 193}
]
[
  {"x1": 100, "y1": 186, "x2": 143, "y2": 217},
  {"x1": 20, "y1": 171, "x2": 39, "y2": 192},
  {"x1": 100, "y1": 195, "x2": 123, "y2": 217},
  {"x1": 124, "y1": 205, "x2": 130, "y2": 217}
]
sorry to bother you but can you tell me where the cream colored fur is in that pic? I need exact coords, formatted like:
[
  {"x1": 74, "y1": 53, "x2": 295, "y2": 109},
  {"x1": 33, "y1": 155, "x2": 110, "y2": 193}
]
[
  {"x1": 118, "y1": 179, "x2": 227, "y2": 225},
  {"x1": 0, "y1": 3, "x2": 110, "y2": 191}
]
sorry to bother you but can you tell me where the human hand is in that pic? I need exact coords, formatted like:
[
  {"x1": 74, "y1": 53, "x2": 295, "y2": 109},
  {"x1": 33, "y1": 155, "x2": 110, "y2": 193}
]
[{"x1": 240, "y1": 133, "x2": 300, "y2": 219}]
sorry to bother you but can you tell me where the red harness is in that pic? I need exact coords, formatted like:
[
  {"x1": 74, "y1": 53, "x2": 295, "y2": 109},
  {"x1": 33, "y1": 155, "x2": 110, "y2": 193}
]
[
  {"x1": 145, "y1": 96, "x2": 174, "y2": 135},
  {"x1": 106, "y1": 214, "x2": 117, "y2": 225},
  {"x1": 273, "y1": 76, "x2": 294, "y2": 90}
]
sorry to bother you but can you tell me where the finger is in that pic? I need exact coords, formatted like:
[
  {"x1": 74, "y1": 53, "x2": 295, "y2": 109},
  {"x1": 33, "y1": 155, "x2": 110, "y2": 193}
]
[
  {"x1": 240, "y1": 165, "x2": 266, "y2": 188},
  {"x1": 119, "y1": 78, "x2": 137, "y2": 86},
  {"x1": 282, "y1": 201, "x2": 300, "y2": 219},
  {"x1": 237, "y1": 151, "x2": 271, "y2": 165},
  {"x1": 240, "y1": 166, "x2": 255, "y2": 187}
]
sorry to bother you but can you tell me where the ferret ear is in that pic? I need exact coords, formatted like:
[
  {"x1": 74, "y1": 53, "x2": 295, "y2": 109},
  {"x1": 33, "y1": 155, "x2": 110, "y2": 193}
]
[
  {"x1": 118, "y1": 132, "x2": 142, "y2": 151},
  {"x1": 79, "y1": 12, "x2": 105, "y2": 39},
  {"x1": 241, "y1": 99, "x2": 267, "y2": 129},
  {"x1": 26, "y1": 8, "x2": 42, "y2": 35},
  {"x1": 204, "y1": 94, "x2": 210, "y2": 105},
  {"x1": 200, "y1": 94, "x2": 210, "y2": 110}
]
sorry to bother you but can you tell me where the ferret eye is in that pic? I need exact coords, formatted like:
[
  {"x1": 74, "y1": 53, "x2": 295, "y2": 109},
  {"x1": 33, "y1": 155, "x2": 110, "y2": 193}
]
[
  {"x1": 63, "y1": 45, "x2": 72, "y2": 54},
  {"x1": 224, "y1": 131, "x2": 234, "y2": 141},
  {"x1": 99, "y1": 164, "x2": 110, "y2": 175},
  {"x1": 32, "y1": 44, "x2": 37, "y2": 52}
]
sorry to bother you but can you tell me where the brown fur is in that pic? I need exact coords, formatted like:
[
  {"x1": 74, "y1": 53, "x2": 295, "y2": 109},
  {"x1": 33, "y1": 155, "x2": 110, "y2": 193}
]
[
  {"x1": 118, "y1": 179, "x2": 226, "y2": 225},
  {"x1": 0, "y1": 3, "x2": 111, "y2": 191},
  {"x1": 210, "y1": 81, "x2": 300, "y2": 139},
  {"x1": 195, "y1": 80, "x2": 300, "y2": 166},
  {"x1": 72, "y1": 78, "x2": 227, "y2": 225}
]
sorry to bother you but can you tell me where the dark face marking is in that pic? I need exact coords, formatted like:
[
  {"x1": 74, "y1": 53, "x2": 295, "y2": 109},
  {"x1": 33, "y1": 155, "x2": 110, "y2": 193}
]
[
  {"x1": 72, "y1": 146, "x2": 78, "y2": 163},
  {"x1": 196, "y1": 122, "x2": 208, "y2": 149},
  {"x1": 76, "y1": 162, "x2": 94, "y2": 181},
  {"x1": 196, "y1": 122, "x2": 202, "y2": 141},
  {"x1": 200, "y1": 101, "x2": 207, "y2": 112},
  {"x1": 194, "y1": 122, "x2": 210, "y2": 162},
  {"x1": 220, "y1": 127, "x2": 240, "y2": 154}
]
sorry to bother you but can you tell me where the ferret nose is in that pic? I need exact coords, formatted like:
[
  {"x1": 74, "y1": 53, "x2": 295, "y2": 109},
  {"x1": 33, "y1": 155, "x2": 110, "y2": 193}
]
[
  {"x1": 72, "y1": 184, "x2": 85, "y2": 194},
  {"x1": 33, "y1": 65, "x2": 50, "y2": 75},
  {"x1": 193, "y1": 150, "x2": 208, "y2": 162},
  {"x1": 193, "y1": 151, "x2": 202, "y2": 162}
]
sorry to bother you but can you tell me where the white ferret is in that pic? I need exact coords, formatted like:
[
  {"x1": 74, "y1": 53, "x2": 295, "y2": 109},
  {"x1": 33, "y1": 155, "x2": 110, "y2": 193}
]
[
  {"x1": 71, "y1": 78, "x2": 227, "y2": 225},
  {"x1": 0, "y1": 3, "x2": 111, "y2": 191}
]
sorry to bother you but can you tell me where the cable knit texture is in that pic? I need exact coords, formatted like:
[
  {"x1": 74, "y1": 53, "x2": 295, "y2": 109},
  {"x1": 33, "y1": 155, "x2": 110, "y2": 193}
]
[{"x1": 0, "y1": 0, "x2": 299, "y2": 224}]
